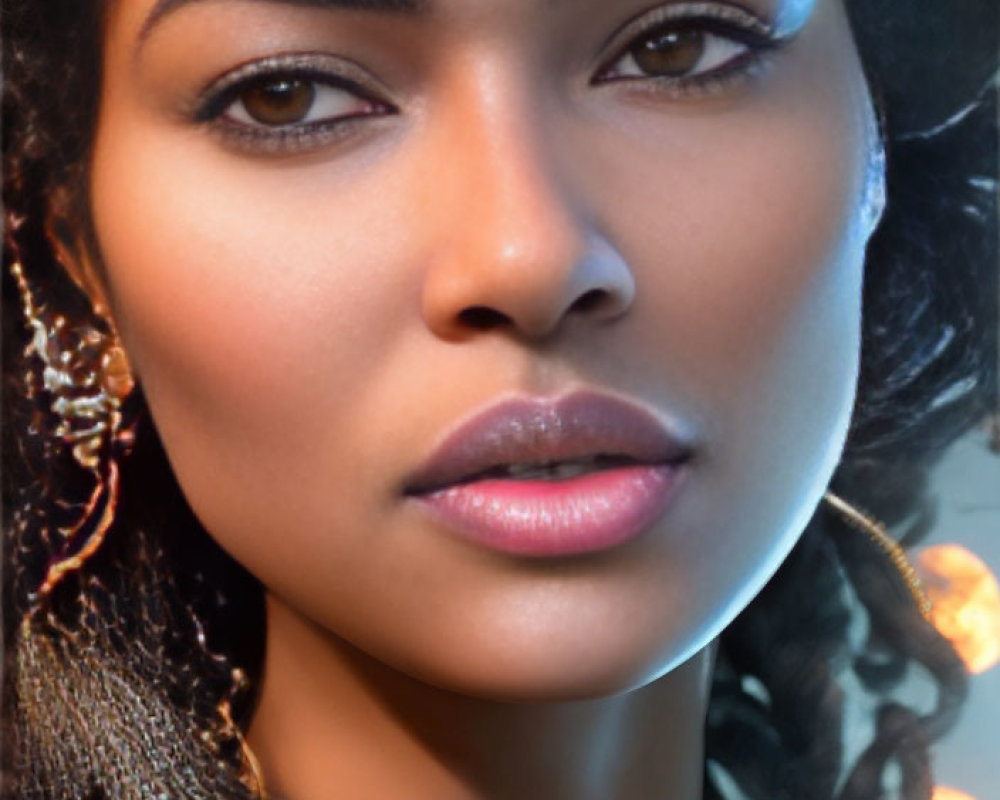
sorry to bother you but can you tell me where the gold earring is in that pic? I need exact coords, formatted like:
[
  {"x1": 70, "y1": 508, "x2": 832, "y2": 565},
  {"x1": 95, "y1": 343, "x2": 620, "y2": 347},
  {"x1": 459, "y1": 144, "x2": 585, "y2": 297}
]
[
  {"x1": 823, "y1": 490, "x2": 932, "y2": 620},
  {"x1": 11, "y1": 257, "x2": 136, "y2": 628}
]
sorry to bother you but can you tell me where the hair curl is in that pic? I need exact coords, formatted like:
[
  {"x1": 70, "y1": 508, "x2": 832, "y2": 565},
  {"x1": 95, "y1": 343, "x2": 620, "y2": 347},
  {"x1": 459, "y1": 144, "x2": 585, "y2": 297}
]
[{"x1": 3, "y1": 1, "x2": 997, "y2": 798}]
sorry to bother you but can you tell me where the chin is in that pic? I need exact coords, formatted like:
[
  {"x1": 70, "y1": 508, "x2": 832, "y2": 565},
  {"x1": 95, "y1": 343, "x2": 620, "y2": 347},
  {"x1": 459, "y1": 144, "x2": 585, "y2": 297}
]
[{"x1": 392, "y1": 619, "x2": 705, "y2": 703}]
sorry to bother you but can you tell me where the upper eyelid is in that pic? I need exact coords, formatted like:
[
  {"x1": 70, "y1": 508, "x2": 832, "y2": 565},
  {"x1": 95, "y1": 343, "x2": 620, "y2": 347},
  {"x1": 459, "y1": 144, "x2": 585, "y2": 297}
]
[
  {"x1": 193, "y1": 52, "x2": 392, "y2": 121},
  {"x1": 189, "y1": 5, "x2": 783, "y2": 130},
  {"x1": 596, "y1": 1, "x2": 778, "y2": 64},
  {"x1": 193, "y1": 5, "x2": 778, "y2": 108}
]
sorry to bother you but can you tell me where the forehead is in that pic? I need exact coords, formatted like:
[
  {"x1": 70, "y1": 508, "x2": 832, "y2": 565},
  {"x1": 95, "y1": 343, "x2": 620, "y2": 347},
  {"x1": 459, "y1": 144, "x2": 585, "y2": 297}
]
[{"x1": 127, "y1": 0, "x2": 817, "y2": 39}]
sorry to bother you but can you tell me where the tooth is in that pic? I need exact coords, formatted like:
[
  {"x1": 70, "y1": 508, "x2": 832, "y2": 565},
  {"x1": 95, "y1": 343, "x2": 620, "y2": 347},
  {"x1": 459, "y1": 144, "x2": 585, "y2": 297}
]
[
  {"x1": 501, "y1": 458, "x2": 600, "y2": 480},
  {"x1": 554, "y1": 462, "x2": 586, "y2": 479}
]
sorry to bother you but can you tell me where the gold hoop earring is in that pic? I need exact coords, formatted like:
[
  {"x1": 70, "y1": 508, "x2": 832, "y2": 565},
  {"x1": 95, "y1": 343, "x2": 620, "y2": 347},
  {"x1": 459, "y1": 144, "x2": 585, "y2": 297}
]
[
  {"x1": 823, "y1": 490, "x2": 932, "y2": 621},
  {"x1": 11, "y1": 257, "x2": 137, "y2": 629}
]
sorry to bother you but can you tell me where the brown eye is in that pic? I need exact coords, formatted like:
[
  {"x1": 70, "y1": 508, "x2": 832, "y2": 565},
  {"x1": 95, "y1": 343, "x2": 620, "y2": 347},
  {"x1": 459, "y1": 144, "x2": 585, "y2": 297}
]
[
  {"x1": 632, "y1": 28, "x2": 706, "y2": 77},
  {"x1": 220, "y1": 75, "x2": 378, "y2": 133},
  {"x1": 598, "y1": 19, "x2": 756, "y2": 86},
  {"x1": 240, "y1": 79, "x2": 316, "y2": 126}
]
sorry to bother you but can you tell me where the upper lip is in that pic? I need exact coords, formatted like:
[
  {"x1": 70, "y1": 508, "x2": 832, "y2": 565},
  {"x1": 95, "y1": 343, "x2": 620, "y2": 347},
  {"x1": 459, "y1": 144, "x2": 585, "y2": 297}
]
[{"x1": 404, "y1": 390, "x2": 693, "y2": 494}]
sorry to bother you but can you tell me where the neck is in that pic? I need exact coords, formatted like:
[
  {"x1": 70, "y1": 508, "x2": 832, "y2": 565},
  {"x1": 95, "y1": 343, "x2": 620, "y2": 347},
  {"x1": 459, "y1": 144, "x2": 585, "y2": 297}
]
[{"x1": 248, "y1": 593, "x2": 712, "y2": 800}]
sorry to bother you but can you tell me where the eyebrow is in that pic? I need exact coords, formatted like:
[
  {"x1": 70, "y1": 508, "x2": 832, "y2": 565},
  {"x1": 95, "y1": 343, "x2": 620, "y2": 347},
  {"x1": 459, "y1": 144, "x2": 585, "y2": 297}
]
[{"x1": 139, "y1": 0, "x2": 426, "y2": 43}]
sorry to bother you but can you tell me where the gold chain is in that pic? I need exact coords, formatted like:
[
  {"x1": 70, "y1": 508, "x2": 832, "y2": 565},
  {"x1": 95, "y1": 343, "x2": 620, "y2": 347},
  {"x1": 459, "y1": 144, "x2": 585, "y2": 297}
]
[{"x1": 823, "y1": 490, "x2": 932, "y2": 620}]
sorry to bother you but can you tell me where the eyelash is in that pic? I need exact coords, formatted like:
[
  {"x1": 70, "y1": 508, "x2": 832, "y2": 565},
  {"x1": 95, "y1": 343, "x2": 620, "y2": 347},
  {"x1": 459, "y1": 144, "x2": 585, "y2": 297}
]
[
  {"x1": 194, "y1": 54, "x2": 396, "y2": 154},
  {"x1": 593, "y1": 2, "x2": 785, "y2": 99},
  {"x1": 194, "y1": 2, "x2": 785, "y2": 154}
]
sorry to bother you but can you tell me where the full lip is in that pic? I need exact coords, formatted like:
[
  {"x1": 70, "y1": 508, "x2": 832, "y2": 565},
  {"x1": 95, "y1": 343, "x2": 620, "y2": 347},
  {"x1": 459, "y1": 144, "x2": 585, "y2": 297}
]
[{"x1": 403, "y1": 390, "x2": 694, "y2": 496}]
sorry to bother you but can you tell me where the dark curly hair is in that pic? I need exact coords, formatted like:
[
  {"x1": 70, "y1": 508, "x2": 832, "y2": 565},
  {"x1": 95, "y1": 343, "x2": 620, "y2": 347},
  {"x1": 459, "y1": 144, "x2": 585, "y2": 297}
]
[{"x1": 3, "y1": 1, "x2": 997, "y2": 798}]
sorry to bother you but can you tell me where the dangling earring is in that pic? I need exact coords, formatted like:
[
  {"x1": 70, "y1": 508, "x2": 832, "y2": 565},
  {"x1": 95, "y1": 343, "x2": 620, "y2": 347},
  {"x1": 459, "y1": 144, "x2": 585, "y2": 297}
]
[
  {"x1": 823, "y1": 490, "x2": 932, "y2": 620},
  {"x1": 10, "y1": 254, "x2": 137, "y2": 629}
]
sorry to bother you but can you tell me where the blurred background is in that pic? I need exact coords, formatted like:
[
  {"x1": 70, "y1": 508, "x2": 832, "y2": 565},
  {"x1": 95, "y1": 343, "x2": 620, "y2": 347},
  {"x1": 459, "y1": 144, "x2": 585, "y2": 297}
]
[{"x1": 921, "y1": 422, "x2": 1000, "y2": 800}]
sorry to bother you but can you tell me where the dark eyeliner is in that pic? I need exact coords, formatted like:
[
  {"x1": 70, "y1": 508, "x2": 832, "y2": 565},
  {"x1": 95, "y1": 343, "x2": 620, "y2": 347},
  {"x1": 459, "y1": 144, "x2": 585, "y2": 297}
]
[
  {"x1": 191, "y1": 52, "x2": 395, "y2": 153},
  {"x1": 653, "y1": 16, "x2": 782, "y2": 50},
  {"x1": 593, "y1": 1, "x2": 791, "y2": 90},
  {"x1": 194, "y1": 69, "x2": 373, "y2": 124},
  {"x1": 601, "y1": 1, "x2": 779, "y2": 50},
  {"x1": 196, "y1": 53, "x2": 390, "y2": 115}
]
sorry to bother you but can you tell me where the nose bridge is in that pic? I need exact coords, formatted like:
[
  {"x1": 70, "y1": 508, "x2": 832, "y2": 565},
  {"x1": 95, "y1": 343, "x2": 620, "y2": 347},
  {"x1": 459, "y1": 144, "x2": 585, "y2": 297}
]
[
  {"x1": 422, "y1": 56, "x2": 634, "y2": 340},
  {"x1": 454, "y1": 60, "x2": 583, "y2": 274}
]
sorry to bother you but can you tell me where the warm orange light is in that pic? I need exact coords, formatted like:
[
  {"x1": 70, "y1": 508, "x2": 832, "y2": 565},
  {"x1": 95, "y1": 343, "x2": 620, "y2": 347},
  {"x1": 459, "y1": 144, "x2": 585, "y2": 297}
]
[
  {"x1": 931, "y1": 786, "x2": 976, "y2": 800},
  {"x1": 916, "y1": 544, "x2": 1000, "y2": 675}
]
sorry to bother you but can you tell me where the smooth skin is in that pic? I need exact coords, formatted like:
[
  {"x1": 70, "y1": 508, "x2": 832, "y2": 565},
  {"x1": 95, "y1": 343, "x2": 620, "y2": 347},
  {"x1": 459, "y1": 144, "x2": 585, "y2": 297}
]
[{"x1": 89, "y1": 0, "x2": 880, "y2": 797}]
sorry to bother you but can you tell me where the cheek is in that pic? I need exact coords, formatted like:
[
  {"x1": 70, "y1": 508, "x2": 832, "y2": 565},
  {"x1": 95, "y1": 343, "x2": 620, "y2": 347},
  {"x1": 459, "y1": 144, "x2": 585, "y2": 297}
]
[
  {"x1": 580, "y1": 40, "x2": 873, "y2": 656},
  {"x1": 596, "y1": 104, "x2": 866, "y2": 443},
  {"x1": 90, "y1": 141, "x2": 436, "y2": 556},
  {"x1": 588, "y1": 10, "x2": 873, "y2": 445}
]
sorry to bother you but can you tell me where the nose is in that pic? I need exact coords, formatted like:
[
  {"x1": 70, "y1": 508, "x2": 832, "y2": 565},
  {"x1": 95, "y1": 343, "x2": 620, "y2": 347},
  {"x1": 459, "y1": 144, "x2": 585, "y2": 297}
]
[{"x1": 420, "y1": 82, "x2": 635, "y2": 342}]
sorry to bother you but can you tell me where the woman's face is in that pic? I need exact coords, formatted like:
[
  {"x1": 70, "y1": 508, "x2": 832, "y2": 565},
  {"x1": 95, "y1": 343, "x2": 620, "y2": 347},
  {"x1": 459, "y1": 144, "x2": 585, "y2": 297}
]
[{"x1": 91, "y1": 0, "x2": 878, "y2": 699}]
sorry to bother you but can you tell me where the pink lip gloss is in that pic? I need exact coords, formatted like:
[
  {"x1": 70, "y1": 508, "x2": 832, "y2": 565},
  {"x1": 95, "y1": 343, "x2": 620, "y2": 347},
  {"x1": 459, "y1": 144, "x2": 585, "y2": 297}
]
[
  {"x1": 406, "y1": 390, "x2": 693, "y2": 557},
  {"x1": 416, "y1": 463, "x2": 684, "y2": 556}
]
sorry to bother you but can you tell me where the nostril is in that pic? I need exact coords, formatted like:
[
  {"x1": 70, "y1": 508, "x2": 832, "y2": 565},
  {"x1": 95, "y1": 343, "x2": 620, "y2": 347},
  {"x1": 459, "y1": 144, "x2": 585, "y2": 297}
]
[
  {"x1": 458, "y1": 306, "x2": 511, "y2": 330},
  {"x1": 570, "y1": 289, "x2": 608, "y2": 315}
]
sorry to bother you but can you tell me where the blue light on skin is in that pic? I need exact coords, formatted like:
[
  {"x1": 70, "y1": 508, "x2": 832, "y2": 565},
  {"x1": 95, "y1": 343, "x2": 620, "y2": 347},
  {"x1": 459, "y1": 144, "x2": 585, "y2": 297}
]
[{"x1": 774, "y1": 0, "x2": 818, "y2": 38}]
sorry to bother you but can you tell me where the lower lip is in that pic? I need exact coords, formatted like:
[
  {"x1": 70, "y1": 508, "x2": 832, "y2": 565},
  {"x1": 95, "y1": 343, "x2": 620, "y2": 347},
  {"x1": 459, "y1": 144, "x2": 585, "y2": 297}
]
[{"x1": 413, "y1": 465, "x2": 683, "y2": 557}]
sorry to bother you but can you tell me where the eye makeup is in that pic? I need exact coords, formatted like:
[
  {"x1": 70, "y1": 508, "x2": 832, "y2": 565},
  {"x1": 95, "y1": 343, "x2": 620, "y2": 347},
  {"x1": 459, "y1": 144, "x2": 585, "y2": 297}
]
[
  {"x1": 191, "y1": 52, "x2": 396, "y2": 154},
  {"x1": 593, "y1": 1, "x2": 793, "y2": 99},
  {"x1": 186, "y1": 1, "x2": 802, "y2": 156}
]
